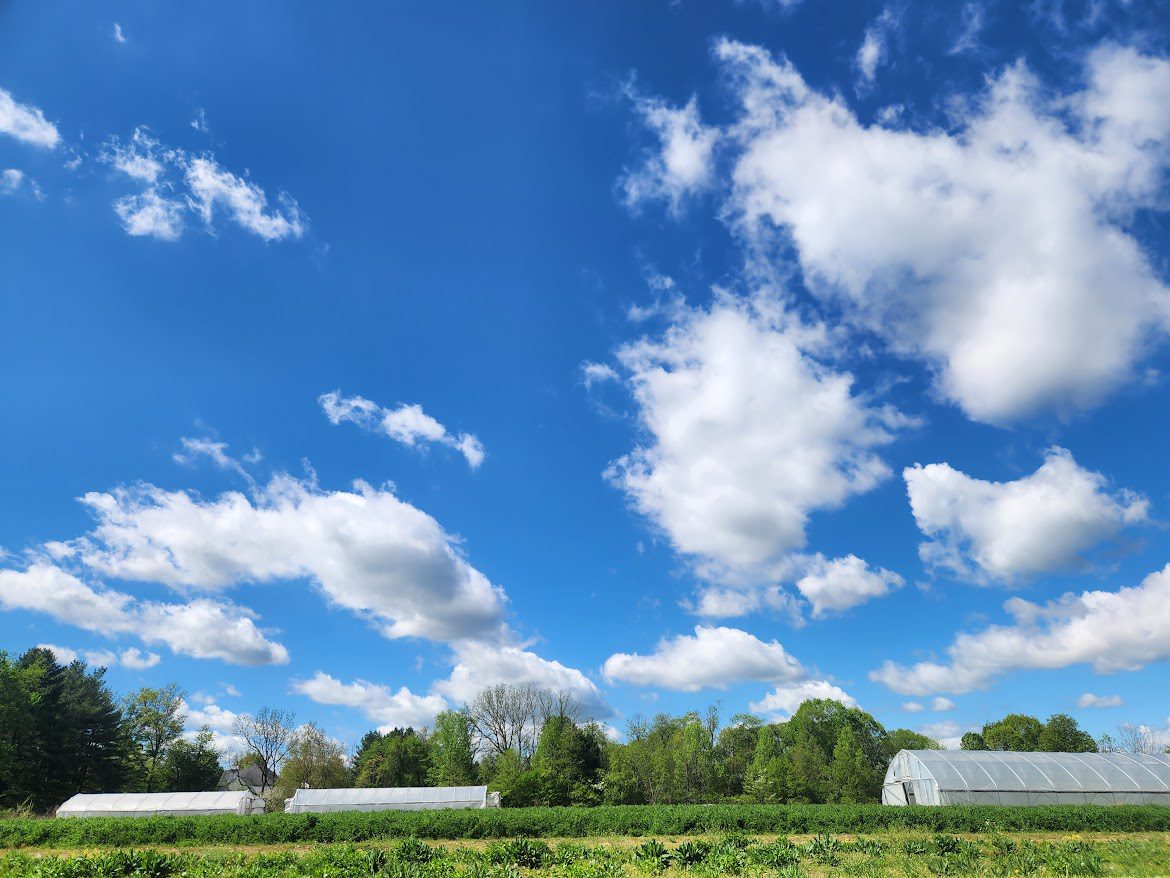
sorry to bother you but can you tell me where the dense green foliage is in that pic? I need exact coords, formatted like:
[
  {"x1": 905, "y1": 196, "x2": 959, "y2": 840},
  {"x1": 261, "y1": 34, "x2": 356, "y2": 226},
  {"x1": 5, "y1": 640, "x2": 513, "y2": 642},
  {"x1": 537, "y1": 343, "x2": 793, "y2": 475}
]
[
  {"x1": 0, "y1": 649, "x2": 129, "y2": 811},
  {"x1": 0, "y1": 831, "x2": 1156, "y2": 877},
  {"x1": 3, "y1": 804, "x2": 1170, "y2": 848},
  {"x1": 961, "y1": 714, "x2": 1097, "y2": 753}
]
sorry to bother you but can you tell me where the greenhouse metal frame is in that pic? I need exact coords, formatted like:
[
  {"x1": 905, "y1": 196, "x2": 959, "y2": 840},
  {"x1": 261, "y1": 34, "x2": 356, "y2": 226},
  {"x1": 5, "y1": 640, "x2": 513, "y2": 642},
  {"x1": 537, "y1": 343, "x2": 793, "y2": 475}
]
[
  {"x1": 883, "y1": 749, "x2": 1170, "y2": 806},
  {"x1": 56, "y1": 791, "x2": 264, "y2": 818},
  {"x1": 284, "y1": 785, "x2": 500, "y2": 813}
]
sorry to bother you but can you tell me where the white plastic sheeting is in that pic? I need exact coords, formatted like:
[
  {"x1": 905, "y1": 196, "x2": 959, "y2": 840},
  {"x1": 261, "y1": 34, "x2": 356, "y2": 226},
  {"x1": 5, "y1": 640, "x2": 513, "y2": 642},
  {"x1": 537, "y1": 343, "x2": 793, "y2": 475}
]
[
  {"x1": 56, "y1": 791, "x2": 264, "y2": 818},
  {"x1": 284, "y1": 786, "x2": 499, "y2": 813},
  {"x1": 883, "y1": 749, "x2": 1170, "y2": 806}
]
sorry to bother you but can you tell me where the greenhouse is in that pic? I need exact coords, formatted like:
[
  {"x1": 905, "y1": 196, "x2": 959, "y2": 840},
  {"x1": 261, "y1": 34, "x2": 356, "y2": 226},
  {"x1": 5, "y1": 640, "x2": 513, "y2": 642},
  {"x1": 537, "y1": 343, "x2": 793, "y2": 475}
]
[
  {"x1": 56, "y1": 791, "x2": 264, "y2": 818},
  {"x1": 284, "y1": 785, "x2": 500, "y2": 813},
  {"x1": 883, "y1": 749, "x2": 1170, "y2": 806}
]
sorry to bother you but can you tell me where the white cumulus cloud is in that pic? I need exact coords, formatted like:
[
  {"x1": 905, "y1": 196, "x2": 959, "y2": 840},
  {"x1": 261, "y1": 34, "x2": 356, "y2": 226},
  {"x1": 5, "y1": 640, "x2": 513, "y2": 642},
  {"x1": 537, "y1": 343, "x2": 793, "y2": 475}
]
[
  {"x1": 905, "y1": 447, "x2": 1147, "y2": 582},
  {"x1": 603, "y1": 625, "x2": 805, "y2": 691},
  {"x1": 607, "y1": 294, "x2": 907, "y2": 586},
  {"x1": 794, "y1": 554, "x2": 904, "y2": 617},
  {"x1": 639, "y1": 41, "x2": 1170, "y2": 423},
  {"x1": 1, "y1": 564, "x2": 287, "y2": 666},
  {"x1": 749, "y1": 680, "x2": 858, "y2": 719},
  {"x1": 293, "y1": 672, "x2": 448, "y2": 731},
  {"x1": 871, "y1": 563, "x2": 1170, "y2": 694},
  {"x1": 59, "y1": 473, "x2": 507, "y2": 643}
]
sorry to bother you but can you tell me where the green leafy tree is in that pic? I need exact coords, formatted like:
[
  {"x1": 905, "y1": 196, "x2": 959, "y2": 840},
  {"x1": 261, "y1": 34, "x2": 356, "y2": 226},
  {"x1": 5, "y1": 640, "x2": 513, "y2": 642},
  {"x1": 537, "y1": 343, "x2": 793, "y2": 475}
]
[
  {"x1": 163, "y1": 728, "x2": 223, "y2": 791},
  {"x1": 275, "y1": 722, "x2": 350, "y2": 801},
  {"x1": 982, "y1": 714, "x2": 1043, "y2": 751},
  {"x1": 1038, "y1": 714, "x2": 1098, "y2": 752},
  {"x1": 716, "y1": 714, "x2": 762, "y2": 798},
  {"x1": 830, "y1": 724, "x2": 879, "y2": 803},
  {"x1": 744, "y1": 724, "x2": 784, "y2": 802},
  {"x1": 961, "y1": 732, "x2": 988, "y2": 750},
  {"x1": 122, "y1": 684, "x2": 186, "y2": 791},
  {"x1": 881, "y1": 729, "x2": 942, "y2": 759},
  {"x1": 354, "y1": 728, "x2": 431, "y2": 787},
  {"x1": 427, "y1": 711, "x2": 478, "y2": 786}
]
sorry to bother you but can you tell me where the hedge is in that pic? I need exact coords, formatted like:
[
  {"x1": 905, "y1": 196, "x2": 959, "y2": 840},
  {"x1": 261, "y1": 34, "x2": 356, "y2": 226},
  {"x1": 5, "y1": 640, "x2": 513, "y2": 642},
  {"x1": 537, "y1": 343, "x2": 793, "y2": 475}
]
[{"x1": 2, "y1": 804, "x2": 1170, "y2": 848}]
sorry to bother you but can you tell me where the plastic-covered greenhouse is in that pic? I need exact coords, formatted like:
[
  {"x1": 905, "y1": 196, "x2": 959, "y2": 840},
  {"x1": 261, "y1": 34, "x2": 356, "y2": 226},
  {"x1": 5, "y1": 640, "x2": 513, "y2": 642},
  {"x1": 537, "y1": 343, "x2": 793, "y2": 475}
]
[
  {"x1": 883, "y1": 749, "x2": 1170, "y2": 806},
  {"x1": 56, "y1": 791, "x2": 264, "y2": 818},
  {"x1": 284, "y1": 786, "x2": 500, "y2": 813}
]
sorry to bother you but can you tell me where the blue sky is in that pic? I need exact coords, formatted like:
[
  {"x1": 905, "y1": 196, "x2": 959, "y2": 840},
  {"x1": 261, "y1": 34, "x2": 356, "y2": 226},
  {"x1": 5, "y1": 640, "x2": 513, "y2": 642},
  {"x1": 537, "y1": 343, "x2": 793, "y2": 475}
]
[{"x1": 3, "y1": 0, "x2": 1170, "y2": 753}]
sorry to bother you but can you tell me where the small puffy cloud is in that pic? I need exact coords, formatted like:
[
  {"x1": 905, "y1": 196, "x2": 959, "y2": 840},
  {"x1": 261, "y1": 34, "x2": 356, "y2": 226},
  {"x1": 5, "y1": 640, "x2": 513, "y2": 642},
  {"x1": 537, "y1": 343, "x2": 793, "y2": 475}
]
[
  {"x1": 113, "y1": 23, "x2": 126, "y2": 44},
  {"x1": 932, "y1": 696, "x2": 955, "y2": 712},
  {"x1": 621, "y1": 92, "x2": 718, "y2": 214},
  {"x1": 293, "y1": 672, "x2": 448, "y2": 731},
  {"x1": 1078, "y1": 692, "x2": 1124, "y2": 709},
  {"x1": 794, "y1": 554, "x2": 903, "y2": 617},
  {"x1": 0, "y1": 87, "x2": 59, "y2": 148},
  {"x1": 607, "y1": 294, "x2": 907, "y2": 587},
  {"x1": 603, "y1": 625, "x2": 804, "y2": 692},
  {"x1": 871, "y1": 563, "x2": 1170, "y2": 694},
  {"x1": 437, "y1": 641, "x2": 612, "y2": 720},
  {"x1": 749, "y1": 680, "x2": 858, "y2": 719},
  {"x1": 60, "y1": 474, "x2": 507, "y2": 643},
  {"x1": 1, "y1": 564, "x2": 287, "y2": 666},
  {"x1": 113, "y1": 190, "x2": 185, "y2": 241},
  {"x1": 905, "y1": 447, "x2": 1147, "y2": 583},
  {"x1": 679, "y1": 40, "x2": 1170, "y2": 423},
  {"x1": 903, "y1": 701, "x2": 924, "y2": 713},
  {"x1": 320, "y1": 390, "x2": 485, "y2": 469},
  {"x1": 1, "y1": 169, "x2": 24, "y2": 194}
]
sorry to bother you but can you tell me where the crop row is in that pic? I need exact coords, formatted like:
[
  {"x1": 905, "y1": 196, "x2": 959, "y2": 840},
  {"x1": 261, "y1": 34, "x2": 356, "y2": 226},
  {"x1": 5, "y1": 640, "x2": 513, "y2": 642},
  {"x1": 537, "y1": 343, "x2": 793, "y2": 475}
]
[
  {"x1": 0, "y1": 833, "x2": 1122, "y2": 878},
  {"x1": 3, "y1": 804, "x2": 1170, "y2": 848}
]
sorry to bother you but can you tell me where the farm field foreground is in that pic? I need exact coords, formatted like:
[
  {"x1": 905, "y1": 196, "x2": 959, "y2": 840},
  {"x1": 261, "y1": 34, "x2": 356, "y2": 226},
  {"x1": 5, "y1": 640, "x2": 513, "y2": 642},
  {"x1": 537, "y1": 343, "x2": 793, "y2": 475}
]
[{"x1": 2, "y1": 832, "x2": 1170, "y2": 878}]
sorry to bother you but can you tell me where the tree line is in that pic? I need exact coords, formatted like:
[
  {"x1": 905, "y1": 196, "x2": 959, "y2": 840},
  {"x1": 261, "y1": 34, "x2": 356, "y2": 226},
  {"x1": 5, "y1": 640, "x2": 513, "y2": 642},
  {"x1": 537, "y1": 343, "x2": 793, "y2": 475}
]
[{"x1": 0, "y1": 646, "x2": 1160, "y2": 813}]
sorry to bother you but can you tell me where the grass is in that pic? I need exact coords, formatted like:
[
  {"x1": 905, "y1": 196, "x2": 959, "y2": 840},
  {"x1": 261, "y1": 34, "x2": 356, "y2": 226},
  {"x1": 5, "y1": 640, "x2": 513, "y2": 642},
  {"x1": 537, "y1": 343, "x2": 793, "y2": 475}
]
[{"x1": 1, "y1": 832, "x2": 1169, "y2": 878}]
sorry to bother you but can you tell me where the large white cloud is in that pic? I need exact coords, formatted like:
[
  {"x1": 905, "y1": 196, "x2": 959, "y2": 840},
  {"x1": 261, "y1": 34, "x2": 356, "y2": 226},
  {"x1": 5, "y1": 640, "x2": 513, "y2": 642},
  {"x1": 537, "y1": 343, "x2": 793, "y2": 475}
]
[
  {"x1": 602, "y1": 625, "x2": 805, "y2": 691},
  {"x1": 292, "y1": 672, "x2": 448, "y2": 731},
  {"x1": 905, "y1": 447, "x2": 1147, "y2": 582},
  {"x1": 871, "y1": 563, "x2": 1170, "y2": 694},
  {"x1": 607, "y1": 294, "x2": 907, "y2": 585},
  {"x1": 0, "y1": 564, "x2": 287, "y2": 666},
  {"x1": 629, "y1": 41, "x2": 1170, "y2": 423},
  {"x1": 0, "y1": 87, "x2": 59, "y2": 148},
  {"x1": 320, "y1": 390, "x2": 485, "y2": 469},
  {"x1": 59, "y1": 473, "x2": 507, "y2": 643}
]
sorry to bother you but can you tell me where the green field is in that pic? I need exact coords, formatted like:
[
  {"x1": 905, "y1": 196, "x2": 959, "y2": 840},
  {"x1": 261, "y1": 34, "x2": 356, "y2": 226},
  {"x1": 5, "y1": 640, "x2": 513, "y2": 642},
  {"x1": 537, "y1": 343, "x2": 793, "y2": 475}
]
[
  {"x1": 3, "y1": 832, "x2": 1170, "y2": 878},
  {"x1": 5, "y1": 805, "x2": 1170, "y2": 849}
]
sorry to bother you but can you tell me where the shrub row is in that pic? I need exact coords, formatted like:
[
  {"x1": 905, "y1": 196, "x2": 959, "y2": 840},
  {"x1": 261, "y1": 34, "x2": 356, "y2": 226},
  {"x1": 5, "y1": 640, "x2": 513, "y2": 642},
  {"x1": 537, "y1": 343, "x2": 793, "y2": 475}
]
[
  {"x1": 0, "y1": 834, "x2": 1112, "y2": 878},
  {"x1": 1, "y1": 804, "x2": 1168, "y2": 849}
]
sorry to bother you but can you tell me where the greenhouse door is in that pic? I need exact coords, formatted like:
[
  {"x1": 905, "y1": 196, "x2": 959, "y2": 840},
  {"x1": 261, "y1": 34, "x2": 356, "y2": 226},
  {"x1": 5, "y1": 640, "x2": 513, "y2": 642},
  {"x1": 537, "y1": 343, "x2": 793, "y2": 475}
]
[{"x1": 903, "y1": 782, "x2": 916, "y2": 805}]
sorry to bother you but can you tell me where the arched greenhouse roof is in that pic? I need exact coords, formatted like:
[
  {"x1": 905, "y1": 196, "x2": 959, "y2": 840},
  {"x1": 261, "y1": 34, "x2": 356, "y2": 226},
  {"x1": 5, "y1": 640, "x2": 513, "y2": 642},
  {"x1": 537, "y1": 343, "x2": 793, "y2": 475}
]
[
  {"x1": 284, "y1": 785, "x2": 495, "y2": 812},
  {"x1": 57, "y1": 791, "x2": 263, "y2": 818},
  {"x1": 883, "y1": 749, "x2": 1170, "y2": 806}
]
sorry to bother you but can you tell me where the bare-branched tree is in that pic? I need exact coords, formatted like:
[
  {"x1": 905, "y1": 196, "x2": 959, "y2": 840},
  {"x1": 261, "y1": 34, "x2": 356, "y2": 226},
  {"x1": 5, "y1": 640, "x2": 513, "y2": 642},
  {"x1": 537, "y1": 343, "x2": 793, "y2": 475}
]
[
  {"x1": 232, "y1": 706, "x2": 297, "y2": 793},
  {"x1": 466, "y1": 684, "x2": 588, "y2": 763}
]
